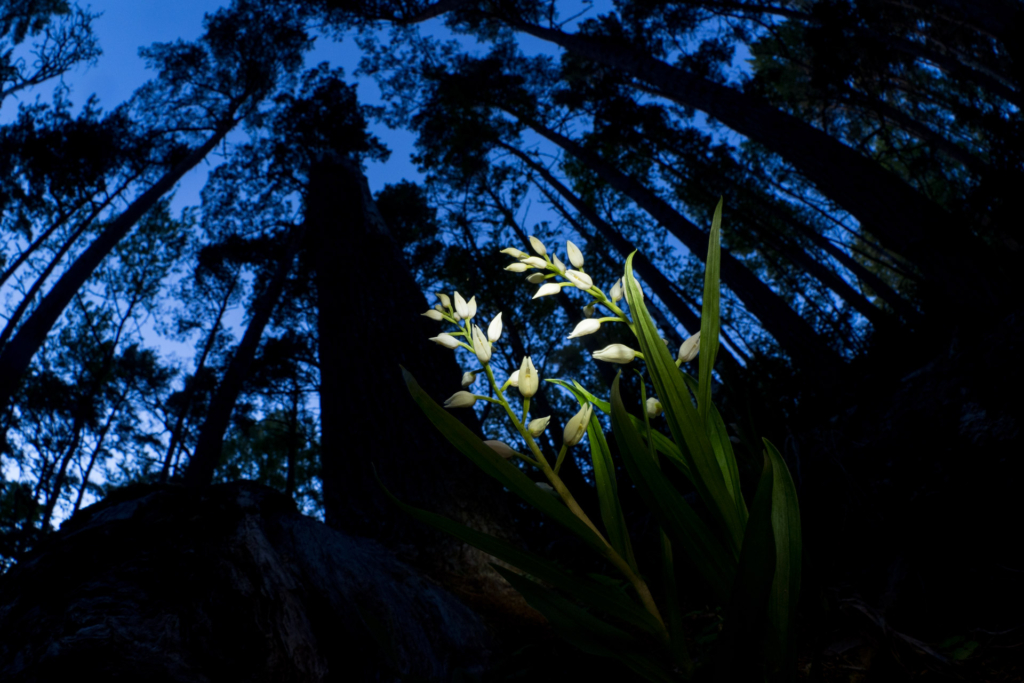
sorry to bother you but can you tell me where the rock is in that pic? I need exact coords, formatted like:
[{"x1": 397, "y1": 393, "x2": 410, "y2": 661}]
[{"x1": 0, "y1": 481, "x2": 492, "y2": 682}]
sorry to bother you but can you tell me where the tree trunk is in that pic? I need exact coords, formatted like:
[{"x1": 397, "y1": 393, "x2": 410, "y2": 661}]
[
  {"x1": 183, "y1": 223, "x2": 305, "y2": 488},
  {"x1": 159, "y1": 283, "x2": 235, "y2": 482},
  {"x1": 505, "y1": 19, "x2": 1006, "y2": 310},
  {"x1": 0, "y1": 120, "x2": 237, "y2": 412},
  {"x1": 309, "y1": 155, "x2": 524, "y2": 614},
  {"x1": 508, "y1": 116, "x2": 843, "y2": 377}
]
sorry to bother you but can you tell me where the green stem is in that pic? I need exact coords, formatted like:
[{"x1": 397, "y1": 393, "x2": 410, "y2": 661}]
[{"x1": 553, "y1": 443, "x2": 568, "y2": 474}]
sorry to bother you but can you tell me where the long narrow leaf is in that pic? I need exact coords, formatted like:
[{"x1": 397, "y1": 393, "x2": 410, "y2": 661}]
[
  {"x1": 623, "y1": 253, "x2": 745, "y2": 557},
  {"x1": 547, "y1": 380, "x2": 637, "y2": 573},
  {"x1": 682, "y1": 372, "x2": 747, "y2": 525},
  {"x1": 764, "y1": 439, "x2": 802, "y2": 680},
  {"x1": 494, "y1": 566, "x2": 677, "y2": 683},
  {"x1": 402, "y1": 366, "x2": 606, "y2": 555},
  {"x1": 377, "y1": 472, "x2": 663, "y2": 636},
  {"x1": 611, "y1": 374, "x2": 736, "y2": 602},
  {"x1": 698, "y1": 199, "x2": 723, "y2": 423},
  {"x1": 716, "y1": 453, "x2": 776, "y2": 682}
]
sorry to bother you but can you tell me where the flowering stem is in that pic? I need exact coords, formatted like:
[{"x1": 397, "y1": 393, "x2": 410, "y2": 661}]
[
  {"x1": 481, "y1": 365, "x2": 667, "y2": 637},
  {"x1": 553, "y1": 444, "x2": 568, "y2": 474},
  {"x1": 521, "y1": 397, "x2": 531, "y2": 426}
]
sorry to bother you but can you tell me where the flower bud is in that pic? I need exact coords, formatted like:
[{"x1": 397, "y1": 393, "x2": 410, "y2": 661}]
[
  {"x1": 563, "y1": 402, "x2": 594, "y2": 447},
  {"x1": 535, "y1": 482, "x2": 559, "y2": 498},
  {"x1": 592, "y1": 344, "x2": 637, "y2": 364},
  {"x1": 443, "y1": 391, "x2": 477, "y2": 408},
  {"x1": 501, "y1": 247, "x2": 529, "y2": 259},
  {"x1": 610, "y1": 279, "x2": 623, "y2": 303},
  {"x1": 518, "y1": 356, "x2": 539, "y2": 398},
  {"x1": 568, "y1": 319, "x2": 601, "y2": 339},
  {"x1": 508, "y1": 370, "x2": 520, "y2": 387},
  {"x1": 453, "y1": 291, "x2": 469, "y2": 319},
  {"x1": 526, "y1": 273, "x2": 547, "y2": 284},
  {"x1": 565, "y1": 269, "x2": 593, "y2": 290},
  {"x1": 646, "y1": 397, "x2": 663, "y2": 419},
  {"x1": 422, "y1": 309, "x2": 444, "y2": 321},
  {"x1": 429, "y1": 333, "x2": 461, "y2": 349},
  {"x1": 583, "y1": 303, "x2": 595, "y2": 318},
  {"x1": 453, "y1": 312, "x2": 462, "y2": 322},
  {"x1": 487, "y1": 312, "x2": 503, "y2": 342},
  {"x1": 677, "y1": 331, "x2": 700, "y2": 363},
  {"x1": 484, "y1": 440, "x2": 516, "y2": 459},
  {"x1": 552, "y1": 254, "x2": 566, "y2": 274},
  {"x1": 529, "y1": 236, "x2": 547, "y2": 256},
  {"x1": 532, "y1": 283, "x2": 562, "y2": 299},
  {"x1": 466, "y1": 296, "x2": 477, "y2": 319},
  {"x1": 437, "y1": 292, "x2": 451, "y2": 308},
  {"x1": 566, "y1": 240, "x2": 584, "y2": 269},
  {"x1": 461, "y1": 371, "x2": 477, "y2": 387},
  {"x1": 434, "y1": 303, "x2": 444, "y2": 312},
  {"x1": 528, "y1": 415, "x2": 551, "y2": 437},
  {"x1": 471, "y1": 324, "x2": 491, "y2": 363},
  {"x1": 521, "y1": 256, "x2": 547, "y2": 269},
  {"x1": 505, "y1": 262, "x2": 528, "y2": 272}
]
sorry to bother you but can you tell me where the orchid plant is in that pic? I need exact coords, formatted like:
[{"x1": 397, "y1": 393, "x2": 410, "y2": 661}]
[{"x1": 386, "y1": 201, "x2": 802, "y2": 681}]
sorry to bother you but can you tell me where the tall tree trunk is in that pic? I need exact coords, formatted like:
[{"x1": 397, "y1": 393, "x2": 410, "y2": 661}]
[
  {"x1": 507, "y1": 117, "x2": 843, "y2": 377},
  {"x1": 183, "y1": 224, "x2": 305, "y2": 488},
  {"x1": 159, "y1": 283, "x2": 235, "y2": 482},
  {"x1": 308, "y1": 155, "x2": 522, "y2": 609},
  {"x1": 0, "y1": 120, "x2": 237, "y2": 413},
  {"x1": 503, "y1": 19, "x2": 1006, "y2": 309},
  {"x1": 39, "y1": 420, "x2": 83, "y2": 532}
]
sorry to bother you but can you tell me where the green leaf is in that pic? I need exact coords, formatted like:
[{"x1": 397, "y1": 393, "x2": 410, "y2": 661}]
[
  {"x1": 681, "y1": 372, "x2": 747, "y2": 526},
  {"x1": 611, "y1": 373, "x2": 737, "y2": 603},
  {"x1": 402, "y1": 366, "x2": 606, "y2": 555},
  {"x1": 493, "y1": 566, "x2": 677, "y2": 683},
  {"x1": 377, "y1": 468, "x2": 664, "y2": 636},
  {"x1": 547, "y1": 378, "x2": 638, "y2": 572},
  {"x1": 716, "y1": 452, "x2": 777, "y2": 682},
  {"x1": 623, "y1": 252, "x2": 744, "y2": 557},
  {"x1": 698, "y1": 198, "x2": 723, "y2": 424},
  {"x1": 573, "y1": 379, "x2": 611, "y2": 413},
  {"x1": 763, "y1": 439, "x2": 802, "y2": 680}
]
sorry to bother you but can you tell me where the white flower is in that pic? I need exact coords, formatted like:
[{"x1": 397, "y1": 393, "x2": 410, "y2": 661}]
[
  {"x1": 592, "y1": 344, "x2": 637, "y2": 364},
  {"x1": 563, "y1": 402, "x2": 594, "y2": 447},
  {"x1": 610, "y1": 279, "x2": 623, "y2": 303},
  {"x1": 564, "y1": 269, "x2": 593, "y2": 290},
  {"x1": 429, "y1": 334, "x2": 461, "y2": 349},
  {"x1": 566, "y1": 240, "x2": 584, "y2": 269},
  {"x1": 453, "y1": 312, "x2": 462, "y2": 322},
  {"x1": 484, "y1": 440, "x2": 516, "y2": 459},
  {"x1": 677, "y1": 331, "x2": 700, "y2": 363},
  {"x1": 437, "y1": 292, "x2": 451, "y2": 308},
  {"x1": 453, "y1": 291, "x2": 470, "y2": 319},
  {"x1": 552, "y1": 254, "x2": 566, "y2": 274},
  {"x1": 505, "y1": 263, "x2": 528, "y2": 272},
  {"x1": 487, "y1": 312, "x2": 503, "y2": 342},
  {"x1": 528, "y1": 416, "x2": 551, "y2": 437},
  {"x1": 521, "y1": 256, "x2": 547, "y2": 269},
  {"x1": 461, "y1": 371, "x2": 477, "y2": 387},
  {"x1": 583, "y1": 303, "x2": 595, "y2": 318},
  {"x1": 508, "y1": 370, "x2": 520, "y2": 387},
  {"x1": 500, "y1": 247, "x2": 528, "y2": 259},
  {"x1": 466, "y1": 296, "x2": 477, "y2": 319},
  {"x1": 518, "y1": 356, "x2": 539, "y2": 398},
  {"x1": 646, "y1": 397, "x2": 663, "y2": 419},
  {"x1": 529, "y1": 235, "x2": 547, "y2": 256},
  {"x1": 471, "y1": 324, "x2": 491, "y2": 363},
  {"x1": 526, "y1": 273, "x2": 546, "y2": 284},
  {"x1": 422, "y1": 309, "x2": 444, "y2": 321},
  {"x1": 434, "y1": 303, "x2": 444, "y2": 312},
  {"x1": 532, "y1": 283, "x2": 562, "y2": 299},
  {"x1": 568, "y1": 319, "x2": 601, "y2": 339},
  {"x1": 443, "y1": 391, "x2": 477, "y2": 408}
]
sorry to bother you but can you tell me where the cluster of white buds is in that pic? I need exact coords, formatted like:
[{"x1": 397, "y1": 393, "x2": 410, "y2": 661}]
[{"x1": 501, "y1": 237, "x2": 596, "y2": 304}]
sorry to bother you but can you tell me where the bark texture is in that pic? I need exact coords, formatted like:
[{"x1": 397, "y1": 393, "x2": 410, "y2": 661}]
[{"x1": 0, "y1": 481, "x2": 494, "y2": 682}]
